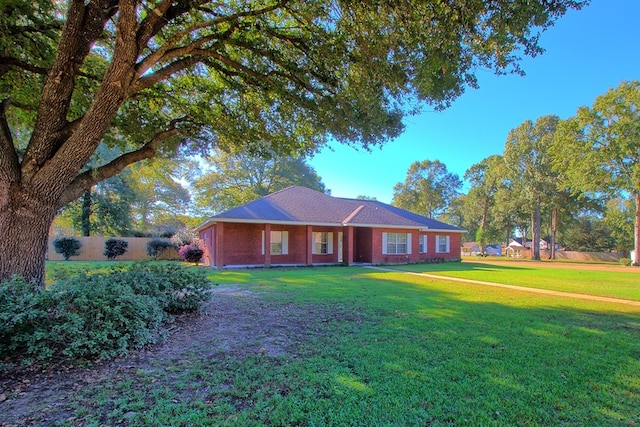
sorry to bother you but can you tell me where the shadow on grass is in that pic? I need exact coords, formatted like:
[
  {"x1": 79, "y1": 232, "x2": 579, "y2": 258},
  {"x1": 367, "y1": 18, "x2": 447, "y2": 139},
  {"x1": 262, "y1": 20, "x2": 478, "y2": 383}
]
[
  {"x1": 200, "y1": 266, "x2": 640, "y2": 425},
  {"x1": 20, "y1": 265, "x2": 640, "y2": 426}
]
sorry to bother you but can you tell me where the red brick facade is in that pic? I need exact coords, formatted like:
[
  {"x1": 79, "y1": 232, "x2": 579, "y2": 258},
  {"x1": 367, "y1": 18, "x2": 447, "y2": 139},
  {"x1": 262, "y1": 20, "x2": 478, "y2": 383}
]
[{"x1": 199, "y1": 223, "x2": 462, "y2": 268}]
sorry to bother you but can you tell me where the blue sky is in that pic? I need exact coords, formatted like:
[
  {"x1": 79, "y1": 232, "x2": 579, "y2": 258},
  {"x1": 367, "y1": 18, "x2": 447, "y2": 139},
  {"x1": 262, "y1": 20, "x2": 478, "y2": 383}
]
[{"x1": 309, "y1": 0, "x2": 640, "y2": 204}]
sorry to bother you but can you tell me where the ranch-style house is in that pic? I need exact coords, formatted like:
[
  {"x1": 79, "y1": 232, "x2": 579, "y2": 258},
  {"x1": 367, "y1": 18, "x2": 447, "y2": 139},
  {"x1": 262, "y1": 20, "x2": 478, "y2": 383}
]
[{"x1": 196, "y1": 186, "x2": 464, "y2": 268}]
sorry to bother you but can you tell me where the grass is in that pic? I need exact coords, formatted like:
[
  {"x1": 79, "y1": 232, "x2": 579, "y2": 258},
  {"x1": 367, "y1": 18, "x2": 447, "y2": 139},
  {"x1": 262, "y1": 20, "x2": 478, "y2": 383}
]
[
  {"x1": 385, "y1": 260, "x2": 640, "y2": 301},
  {"x1": 39, "y1": 263, "x2": 640, "y2": 425}
]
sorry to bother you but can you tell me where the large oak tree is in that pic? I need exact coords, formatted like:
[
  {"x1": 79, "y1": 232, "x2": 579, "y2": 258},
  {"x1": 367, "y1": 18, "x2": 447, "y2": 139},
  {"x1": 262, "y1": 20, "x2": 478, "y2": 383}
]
[{"x1": 1, "y1": 0, "x2": 585, "y2": 283}]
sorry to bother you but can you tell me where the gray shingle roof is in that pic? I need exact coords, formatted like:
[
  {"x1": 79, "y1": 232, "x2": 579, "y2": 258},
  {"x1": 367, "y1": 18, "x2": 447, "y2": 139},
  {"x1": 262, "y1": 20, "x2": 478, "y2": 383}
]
[{"x1": 198, "y1": 186, "x2": 463, "y2": 232}]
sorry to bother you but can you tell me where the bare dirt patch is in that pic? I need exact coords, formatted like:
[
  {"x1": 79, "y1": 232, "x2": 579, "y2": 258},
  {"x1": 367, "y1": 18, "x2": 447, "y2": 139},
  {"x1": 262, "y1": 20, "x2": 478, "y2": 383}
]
[{"x1": 0, "y1": 285, "x2": 347, "y2": 426}]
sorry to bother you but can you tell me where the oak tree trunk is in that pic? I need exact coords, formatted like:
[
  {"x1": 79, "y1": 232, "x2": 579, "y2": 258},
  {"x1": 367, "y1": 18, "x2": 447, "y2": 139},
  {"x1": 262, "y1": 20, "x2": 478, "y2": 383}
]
[{"x1": 0, "y1": 188, "x2": 58, "y2": 286}]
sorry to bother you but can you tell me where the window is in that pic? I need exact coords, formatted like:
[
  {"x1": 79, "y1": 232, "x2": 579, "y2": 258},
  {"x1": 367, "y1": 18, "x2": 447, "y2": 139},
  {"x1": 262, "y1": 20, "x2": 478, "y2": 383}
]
[
  {"x1": 419, "y1": 235, "x2": 427, "y2": 253},
  {"x1": 312, "y1": 232, "x2": 333, "y2": 255},
  {"x1": 382, "y1": 232, "x2": 411, "y2": 254},
  {"x1": 436, "y1": 235, "x2": 450, "y2": 253},
  {"x1": 263, "y1": 230, "x2": 288, "y2": 255}
]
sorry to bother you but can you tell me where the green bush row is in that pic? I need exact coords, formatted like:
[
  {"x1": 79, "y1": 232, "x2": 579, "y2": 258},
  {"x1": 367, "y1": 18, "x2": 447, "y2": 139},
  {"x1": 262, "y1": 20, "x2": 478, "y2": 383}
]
[{"x1": 0, "y1": 263, "x2": 213, "y2": 365}]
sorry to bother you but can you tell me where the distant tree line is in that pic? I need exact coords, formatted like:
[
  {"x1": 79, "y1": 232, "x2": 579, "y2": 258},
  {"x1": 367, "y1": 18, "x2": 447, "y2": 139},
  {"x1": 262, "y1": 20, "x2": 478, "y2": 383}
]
[{"x1": 391, "y1": 81, "x2": 638, "y2": 263}]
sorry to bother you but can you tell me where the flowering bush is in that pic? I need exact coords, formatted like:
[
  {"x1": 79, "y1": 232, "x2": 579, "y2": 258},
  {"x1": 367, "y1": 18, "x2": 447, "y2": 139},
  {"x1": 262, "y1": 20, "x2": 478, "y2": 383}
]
[
  {"x1": 178, "y1": 243, "x2": 204, "y2": 265},
  {"x1": 171, "y1": 228, "x2": 199, "y2": 247}
]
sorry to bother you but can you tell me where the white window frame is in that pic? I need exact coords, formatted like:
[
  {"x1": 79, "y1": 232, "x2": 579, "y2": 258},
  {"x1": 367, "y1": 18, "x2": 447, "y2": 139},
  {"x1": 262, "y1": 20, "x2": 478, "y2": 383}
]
[
  {"x1": 382, "y1": 232, "x2": 412, "y2": 255},
  {"x1": 419, "y1": 235, "x2": 428, "y2": 253},
  {"x1": 312, "y1": 232, "x2": 333, "y2": 255},
  {"x1": 436, "y1": 235, "x2": 450, "y2": 253},
  {"x1": 262, "y1": 230, "x2": 288, "y2": 255}
]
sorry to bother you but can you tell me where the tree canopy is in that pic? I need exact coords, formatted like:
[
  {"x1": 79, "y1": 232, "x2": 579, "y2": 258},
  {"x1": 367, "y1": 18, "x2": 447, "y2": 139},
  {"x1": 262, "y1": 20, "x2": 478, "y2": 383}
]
[
  {"x1": 193, "y1": 149, "x2": 325, "y2": 216},
  {"x1": 0, "y1": 0, "x2": 586, "y2": 283},
  {"x1": 551, "y1": 80, "x2": 640, "y2": 265},
  {"x1": 392, "y1": 159, "x2": 462, "y2": 219}
]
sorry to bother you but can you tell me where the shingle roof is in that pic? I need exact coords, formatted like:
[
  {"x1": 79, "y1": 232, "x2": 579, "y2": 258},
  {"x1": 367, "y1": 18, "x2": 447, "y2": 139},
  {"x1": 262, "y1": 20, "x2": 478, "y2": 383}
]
[{"x1": 197, "y1": 186, "x2": 464, "y2": 232}]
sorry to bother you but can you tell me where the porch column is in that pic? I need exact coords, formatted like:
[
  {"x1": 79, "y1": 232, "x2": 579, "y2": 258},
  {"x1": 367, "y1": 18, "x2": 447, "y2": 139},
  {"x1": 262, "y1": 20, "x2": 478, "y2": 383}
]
[
  {"x1": 343, "y1": 226, "x2": 354, "y2": 266},
  {"x1": 215, "y1": 223, "x2": 224, "y2": 269},
  {"x1": 306, "y1": 225, "x2": 313, "y2": 266},
  {"x1": 264, "y1": 224, "x2": 271, "y2": 267}
]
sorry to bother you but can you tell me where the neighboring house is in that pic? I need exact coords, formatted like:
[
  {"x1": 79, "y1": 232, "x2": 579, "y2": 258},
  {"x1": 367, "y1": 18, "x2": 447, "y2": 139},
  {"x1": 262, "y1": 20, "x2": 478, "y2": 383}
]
[
  {"x1": 196, "y1": 186, "x2": 465, "y2": 268},
  {"x1": 511, "y1": 237, "x2": 550, "y2": 250},
  {"x1": 485, "y1": 244, "x2": 502, "y2": 256},
  {"x1": 462, "y1": 242, "x2": 502, "y2": 256}
]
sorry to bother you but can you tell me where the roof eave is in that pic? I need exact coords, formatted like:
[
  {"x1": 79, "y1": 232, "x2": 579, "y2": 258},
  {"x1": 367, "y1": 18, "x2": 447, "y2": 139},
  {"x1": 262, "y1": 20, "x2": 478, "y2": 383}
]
[{"x1": 198, "y1": 218, "x2": 466, "y2": 233}]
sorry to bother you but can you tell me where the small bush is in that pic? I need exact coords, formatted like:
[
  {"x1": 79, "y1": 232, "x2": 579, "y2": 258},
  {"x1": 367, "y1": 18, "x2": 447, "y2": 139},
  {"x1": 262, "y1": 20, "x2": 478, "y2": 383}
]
[
  {"x1": 178, "y1": 243, "x2": 204, "y2": 265},
  {"x1": 53, "y1": 237, "x2": 82, "y2": 260},
  {"x1": 619, "y1": 257, "x2": 631, "y2": 266},
  {"x1": 104, "y1": 238, "x2": 128, "y2": 259},
  {"x1": 147, "y1": 239, "x2": 177, "y2": 260}
]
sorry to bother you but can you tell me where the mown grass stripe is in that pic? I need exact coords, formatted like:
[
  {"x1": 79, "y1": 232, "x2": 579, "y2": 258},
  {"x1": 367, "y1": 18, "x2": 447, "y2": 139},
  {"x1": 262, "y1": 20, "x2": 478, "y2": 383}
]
[{"x1": 367, "y1": 266, "x2": 640, "y2": 307}]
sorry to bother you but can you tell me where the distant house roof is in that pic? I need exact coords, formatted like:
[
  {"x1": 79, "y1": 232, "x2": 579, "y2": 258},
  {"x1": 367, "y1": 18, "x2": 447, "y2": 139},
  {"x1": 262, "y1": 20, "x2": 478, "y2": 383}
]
[{"x1": 197, "y1": 186, "x2": 464, "y2": 232}]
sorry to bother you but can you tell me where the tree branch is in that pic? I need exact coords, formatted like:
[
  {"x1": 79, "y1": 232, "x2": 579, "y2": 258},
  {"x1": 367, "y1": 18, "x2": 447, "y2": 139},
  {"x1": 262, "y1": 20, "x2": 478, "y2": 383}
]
[
  {"x1": 24, "y1": 0, "x2": 119, "y2": 179},
  {"x1": 0, "y1": 99, "x2": 20, "y2": 183},
  {"x1": 57, "y1": 121, "x2": 183, "y2": 207},
  {"x1": 131, "y1": 57, "x2": 201, "y2": 93}
]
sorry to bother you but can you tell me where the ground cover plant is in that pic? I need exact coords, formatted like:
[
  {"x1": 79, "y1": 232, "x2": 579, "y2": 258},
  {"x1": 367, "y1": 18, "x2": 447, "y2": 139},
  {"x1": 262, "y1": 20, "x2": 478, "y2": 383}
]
[
  {"x1": 1, "y1": 264, "x2": 639, "y2": 426},
  {"x1": 0, "y1": 262, "x2": 212, "y2": 365},
  {"x1": 392, "y1": 259, "x2": 640, "y2": 301}
]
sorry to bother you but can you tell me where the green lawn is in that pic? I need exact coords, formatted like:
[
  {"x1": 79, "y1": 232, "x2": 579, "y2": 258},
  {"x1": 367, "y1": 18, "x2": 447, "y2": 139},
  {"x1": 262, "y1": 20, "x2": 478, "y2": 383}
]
[
  {"x1": 48, "y1": 264, "x2": 640, "y2": 426},
  {"x1": 385, "y1": 260, "x2": 640, "y2": 301}
]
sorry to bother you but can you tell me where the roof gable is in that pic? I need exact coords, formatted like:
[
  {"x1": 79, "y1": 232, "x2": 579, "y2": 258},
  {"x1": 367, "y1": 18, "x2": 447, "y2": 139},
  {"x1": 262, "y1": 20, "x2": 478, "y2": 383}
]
[{"x1": 198, "y1": 186, "x2": 463, "y2": 232}]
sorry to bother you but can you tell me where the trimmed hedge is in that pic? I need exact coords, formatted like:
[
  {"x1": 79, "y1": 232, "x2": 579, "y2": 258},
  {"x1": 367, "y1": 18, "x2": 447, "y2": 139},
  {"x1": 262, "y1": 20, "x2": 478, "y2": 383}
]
[
  {"x1": 0, "y1": 263, "x2": 213, "y2": 365},
  {"x1": 53, "y1": 237, "x2": 82, "y2": 260},
  {"x1": 103, "y1": 238, "x2": 129, "y2": 259}
]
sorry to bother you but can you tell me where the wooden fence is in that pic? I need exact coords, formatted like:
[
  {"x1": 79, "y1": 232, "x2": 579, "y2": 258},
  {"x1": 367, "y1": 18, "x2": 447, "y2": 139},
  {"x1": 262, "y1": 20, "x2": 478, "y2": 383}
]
[
  {"x1": 554, "y1": 251, "x2": 624, "y2": 263},
  {"x1": 47, "y1": 236, "x2": 180, "y2": 261}
]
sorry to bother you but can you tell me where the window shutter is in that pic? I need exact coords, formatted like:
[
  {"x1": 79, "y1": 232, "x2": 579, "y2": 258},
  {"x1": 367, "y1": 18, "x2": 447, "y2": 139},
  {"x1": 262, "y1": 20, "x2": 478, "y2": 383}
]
[
  {"x1": 446, "y1": 235, "x2": 450, "y2": 253},
  {"x1": 311, "y1": 232, "x2": 318, "y2": 255},
  {"x1": 406, "y1": 233, "x2": 412, "y2": 254},
  {"x1": 382, "y1": 232, "x2": 388, "y2": 255},
  {"x1": 282, "y1": 231, "x2": 289, "y2": 255},
  {"x1": 261, "y1": 231, "x2": 265, "y2": 255},
  {"x1": 328, "y1": 232, "x2": 334, "y2": 254}
]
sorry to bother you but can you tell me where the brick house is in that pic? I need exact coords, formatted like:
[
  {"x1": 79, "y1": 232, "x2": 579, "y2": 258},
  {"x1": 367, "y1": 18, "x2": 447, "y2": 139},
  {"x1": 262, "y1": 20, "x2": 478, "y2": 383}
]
[{"x1": 196, "y1": 186, "x2": 464, "y2": 268}]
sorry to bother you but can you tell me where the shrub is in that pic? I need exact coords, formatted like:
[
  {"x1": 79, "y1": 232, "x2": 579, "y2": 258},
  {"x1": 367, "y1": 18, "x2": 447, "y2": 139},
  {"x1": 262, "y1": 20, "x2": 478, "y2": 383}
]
[
  {"x1": 0, "y1": 276, "x2": 46, "y2": 358},
  {"x1": 178, "y1": 243, "x2": 204, "y2": 265},
  {"x1": 0, "y1": 263, "x2": 213, "y2": 364},
  {"x1": 126, "y1": 262, "x2": 213, "y2": 314},
  {"x1": 103, "y1": 238, "x2": 128, "y2": 259},
  {"x1": 52, "y1": 237, "x2": 82, "y2": 260},
  {"x1": 171, "y1": 228, "x2": 199, "y2": 247},
  {"x1": 619, "y1": 257, "x2": 631, "y2": 266},
  {"x1": 147, "y1": 239, "x2": 177, "y2": 260}
]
